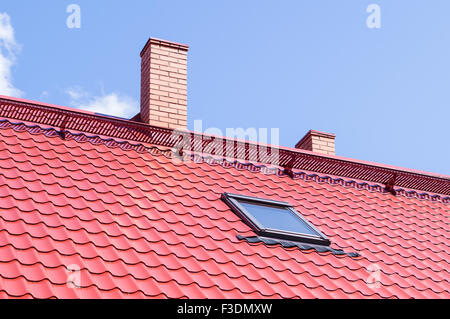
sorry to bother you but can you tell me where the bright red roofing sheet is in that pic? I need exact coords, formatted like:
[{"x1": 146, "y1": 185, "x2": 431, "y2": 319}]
[{"x1": 0, "y1": 118, "x2": 449, "y2": 299}]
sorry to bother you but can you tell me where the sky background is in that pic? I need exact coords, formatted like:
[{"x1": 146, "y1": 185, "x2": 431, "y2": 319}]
[{"x1": 0, "y1": 0, "x2": 449, "y2": 175}]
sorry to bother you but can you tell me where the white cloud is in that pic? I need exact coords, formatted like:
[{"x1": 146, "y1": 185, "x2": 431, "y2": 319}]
[
  {"x1": 40, "y1": 90, "x2": 49, "y2": 99},
  {"x1": 79, "y1": 93, "x2": 138, "y2": 118},
  {"x1": 65, "y1": 85, "x2": 89, "y2": 101},
  {"x1": 66, "y1": 86, "x2": 138, "y2": 118},
  {"x1": 0, "y1": 12, "x2": 22, "y2": 97}
]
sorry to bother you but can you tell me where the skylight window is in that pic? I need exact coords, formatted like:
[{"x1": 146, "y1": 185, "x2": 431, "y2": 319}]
[{"x1": 222, "y1": 193, "x2": 330, "y2": 246}]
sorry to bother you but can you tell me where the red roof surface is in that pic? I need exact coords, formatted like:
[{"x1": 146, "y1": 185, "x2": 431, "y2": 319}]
[{"x1": 0, "y1": 98, "x2": 449, "y2": 299}]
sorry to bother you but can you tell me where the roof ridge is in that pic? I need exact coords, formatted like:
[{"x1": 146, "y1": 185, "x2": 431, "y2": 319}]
[{"x1": 1, "y1": 96, "x2": 449, "y2": 195}]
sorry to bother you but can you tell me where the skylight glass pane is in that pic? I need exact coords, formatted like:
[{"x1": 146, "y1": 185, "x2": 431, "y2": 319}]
[{"x1": 238, "y1": 200, "x2": 319, "y2": 237}]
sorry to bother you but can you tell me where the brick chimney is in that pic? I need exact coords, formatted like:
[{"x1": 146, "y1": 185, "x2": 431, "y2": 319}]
[
  {"x1": 138, "y1": 37, "x2": 188, "y2": 130},
  {"x1": 295, "y1": 130, "x2": 336, "y2": 156}
]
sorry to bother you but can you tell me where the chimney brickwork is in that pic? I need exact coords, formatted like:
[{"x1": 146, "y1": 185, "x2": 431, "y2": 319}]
[
  {"x1": 295, "y1": 130, "x2": 336, "y2": 156},
  {"x1": 140, "y1": 37, "x2": 188, "y2": 130}
]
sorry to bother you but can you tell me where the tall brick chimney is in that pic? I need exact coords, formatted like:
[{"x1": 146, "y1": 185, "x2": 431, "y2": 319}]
[
  {"x1": 295, "y1": 130, "x2": 336, "y2": 156},
  {"x1": 138, "y1": 37, "x2": 188, "y2": 130}
]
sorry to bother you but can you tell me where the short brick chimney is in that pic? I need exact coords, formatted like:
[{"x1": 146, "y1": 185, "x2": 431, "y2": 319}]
[
  {"x1": 139, "y1": 37, "x2": 188, "y2": 130},
  {"x1": 295, "y1": 130, "x2": 336, "y2": 156}
]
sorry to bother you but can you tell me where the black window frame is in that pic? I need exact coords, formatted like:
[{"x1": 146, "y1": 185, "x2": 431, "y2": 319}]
[{"x1": 222, "y1": 193, "x2": 330, "y2": 246}]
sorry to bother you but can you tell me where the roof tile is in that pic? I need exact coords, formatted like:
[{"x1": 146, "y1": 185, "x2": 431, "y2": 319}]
[{"x1": 0, "y1": 119, "x2": 449, "y2": 299}]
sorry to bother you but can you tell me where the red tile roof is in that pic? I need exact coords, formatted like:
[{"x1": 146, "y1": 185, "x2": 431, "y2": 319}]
[{"x1": 0, "y1": 96, "x2": 449, "y2": 299}]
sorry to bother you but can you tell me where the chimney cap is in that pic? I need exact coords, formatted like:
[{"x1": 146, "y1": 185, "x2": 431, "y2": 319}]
[
  {"x1": 295, "y1": 130, "x2": 335, "y2": 149},
  {"x1": 140, "y1": 37, "x2": 189, "y2": 57},
  {"x1": 295, "y1": 129, "x2": 336, "y2": 156}
]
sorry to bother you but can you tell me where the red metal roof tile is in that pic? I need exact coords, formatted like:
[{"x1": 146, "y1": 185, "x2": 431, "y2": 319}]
[{"x1": 0, "y1": 111, "x2": 449, "y2": 299}]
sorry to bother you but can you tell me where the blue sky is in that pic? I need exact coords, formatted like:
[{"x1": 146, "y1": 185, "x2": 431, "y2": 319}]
[{"x1": 0, "y1": 1, "x2": 449, "y2": 175}]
